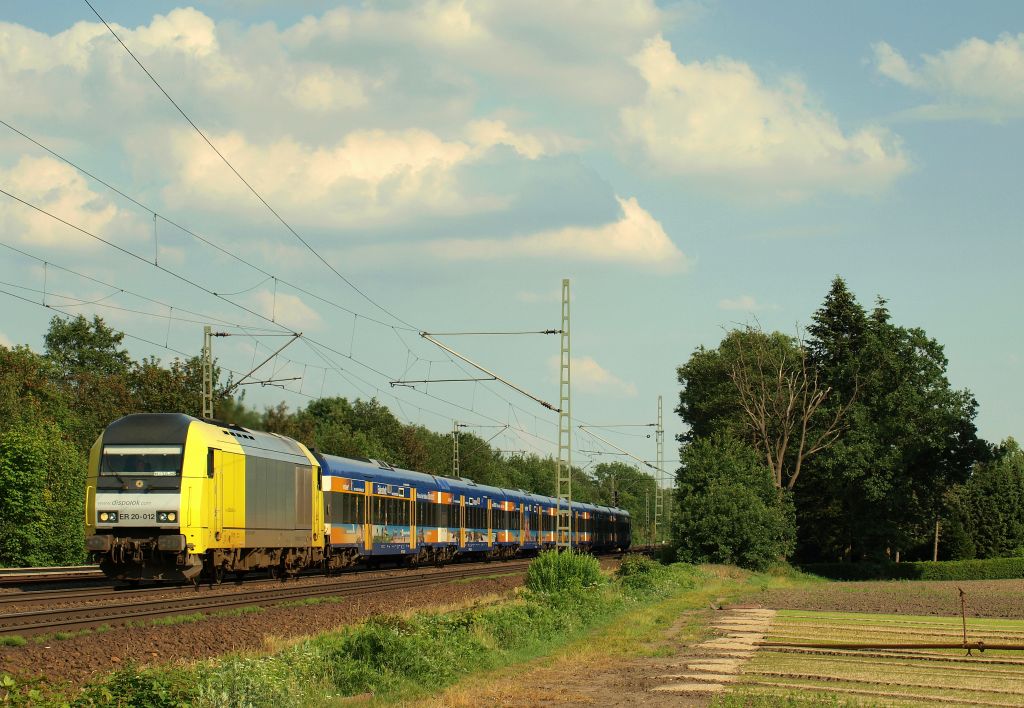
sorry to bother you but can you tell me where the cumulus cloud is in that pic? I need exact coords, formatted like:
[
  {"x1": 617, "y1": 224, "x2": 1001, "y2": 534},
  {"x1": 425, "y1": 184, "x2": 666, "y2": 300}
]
[
  {"x1": 718, "y1": 295, "x2": 775, "y2": 312},
  {"x1": 426, "y1": 196, "x2": 687, "y2": 271},
  {"x1": 872, "y1": 34, "x2": 1024, "y2": 120},
  {"x1": 0, "y1": 2, "x2": 668, "y2": 149},
  {"x1": 621, "y1": 36, "x2": 908, "y2": 198},
  {"x1": 569, "y1": 355, "x2": 638, "y2": 397},
  {"x1": 159, "y1": 127, "x2": 508, "y2": 227},
  {"x1": 283, "y1": 0, "x2": 668, "y2": 106},
  {"x1": 250, "y1": 290, "x2": 321, "y2": 331},
  {"x1": 0, "y1": 9, "x2": 374, "y2": 132},
  {"x1": 0, "y1": 156, "x2": 145, "y2": 250}
]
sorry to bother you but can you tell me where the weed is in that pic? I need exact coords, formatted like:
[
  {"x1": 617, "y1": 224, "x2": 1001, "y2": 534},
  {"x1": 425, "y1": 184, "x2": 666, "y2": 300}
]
[
  {"x1": 150, "y1": 612, "x2": 205, "y2": 627},
  {"x1": 451, "y1": 572, "x2": 518, "y2": 584},
  {"x1": 0, "y1": 636, "x2": 27, "y2": 647},
  {"x1": 524, "y1": 550, "x2": 603, "y2": 593},
  {"x1": 213, "y1": 605, "x2": 263, "y2": 618}
]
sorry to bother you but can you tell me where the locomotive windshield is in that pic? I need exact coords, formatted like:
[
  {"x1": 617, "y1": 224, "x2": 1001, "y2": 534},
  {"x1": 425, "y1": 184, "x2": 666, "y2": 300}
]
[{"x1": 101, "y1": 445, "x2": 183, "y2": 476}]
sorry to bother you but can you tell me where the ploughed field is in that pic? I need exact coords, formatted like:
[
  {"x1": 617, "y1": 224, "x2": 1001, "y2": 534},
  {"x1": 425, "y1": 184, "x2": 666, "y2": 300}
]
[
  {"x1": 761, "y1": 578, "x2": 1024, "y2": 618},
  {"x1": 728, "y1": 578, "x2": 1024, "y2": 706}
]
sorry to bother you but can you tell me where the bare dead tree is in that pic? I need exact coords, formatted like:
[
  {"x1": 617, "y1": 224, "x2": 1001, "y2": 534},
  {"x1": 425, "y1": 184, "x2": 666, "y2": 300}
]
[{"x1": 728, "y1": 326, "x2": 855, "y2": 490}]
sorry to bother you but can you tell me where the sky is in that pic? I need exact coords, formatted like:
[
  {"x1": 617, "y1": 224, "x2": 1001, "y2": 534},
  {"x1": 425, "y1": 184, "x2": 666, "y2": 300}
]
[{"x1": 0, "y1": 1, "x2": 1021, "y2": 476}]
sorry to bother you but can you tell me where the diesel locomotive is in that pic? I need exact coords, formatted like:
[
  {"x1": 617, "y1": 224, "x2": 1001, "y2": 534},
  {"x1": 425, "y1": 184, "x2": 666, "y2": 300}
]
[{"x1": 85, "y1": 413, "x2": 631, "y2": 581}]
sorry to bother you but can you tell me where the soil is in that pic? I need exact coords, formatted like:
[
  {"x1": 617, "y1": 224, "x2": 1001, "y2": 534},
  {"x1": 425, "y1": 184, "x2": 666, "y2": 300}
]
[
  {"x1": 429, "y1": 608, "x2": 775, "y2": 707},
  {"x1": 0, "y1": 572, "x2": 525, "y2": 691},
  {"x1": 752, "y1": 578, "x2": 1024, "y2": 618}
]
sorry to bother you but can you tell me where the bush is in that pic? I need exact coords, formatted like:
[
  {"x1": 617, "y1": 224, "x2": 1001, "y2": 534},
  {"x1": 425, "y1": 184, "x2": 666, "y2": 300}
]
[
  {"x1": 800, "y1": 556, "x2": 1024, "y2": 581},
  {"x1": 616, "y1": 555, "x2": 665, "y2": 594},
  {"x1": 525, "y1": 550, "x2": 603, "y2": 593}
]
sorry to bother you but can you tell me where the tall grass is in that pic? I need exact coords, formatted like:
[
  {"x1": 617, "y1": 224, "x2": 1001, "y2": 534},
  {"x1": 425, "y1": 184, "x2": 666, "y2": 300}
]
[{"x1": 524, "y1": 549, "x2": 603, "y2": 592}]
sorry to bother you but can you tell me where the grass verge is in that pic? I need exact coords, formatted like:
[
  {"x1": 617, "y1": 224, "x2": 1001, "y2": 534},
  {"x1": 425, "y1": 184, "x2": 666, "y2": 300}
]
[{"x1": 0, "y1": 556, "x2": 702, "y2": 707}]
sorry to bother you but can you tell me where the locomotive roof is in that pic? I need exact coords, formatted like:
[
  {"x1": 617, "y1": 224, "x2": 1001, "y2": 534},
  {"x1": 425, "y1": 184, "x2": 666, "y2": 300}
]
[{"x1": 103, "y1": 412, "x2": 195, "y2": 445}]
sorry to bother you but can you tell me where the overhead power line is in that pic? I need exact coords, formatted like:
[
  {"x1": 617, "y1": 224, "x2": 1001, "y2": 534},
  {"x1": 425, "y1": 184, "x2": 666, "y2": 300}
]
[
  {"x1": 0, "y1": 116, "x2": 563, "y2": 441},
  {"x1": 73, "y1": 6, "x2": 571, "y2": 437},
  {"x1": 83, "y1": 0, "x2": 415, "y2": 333},
  {"x1": 0, "y1": 118, "x2": 415, "y2": 333},
  {"x1": 45, "y1": 6, "x2": 662, "y2": 465}
]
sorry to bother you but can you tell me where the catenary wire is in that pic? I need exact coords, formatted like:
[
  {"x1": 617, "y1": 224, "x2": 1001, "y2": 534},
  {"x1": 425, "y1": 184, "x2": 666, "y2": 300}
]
[{"x1": 82, "y1": 0, "x2": 417, "y2": 333}]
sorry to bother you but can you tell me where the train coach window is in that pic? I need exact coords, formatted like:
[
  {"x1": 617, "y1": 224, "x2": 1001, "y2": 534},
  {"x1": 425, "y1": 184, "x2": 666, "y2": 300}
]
[
  {"x1": 373, "y1": 497, "x2": 410, "y2": 526},
  {"x1": 334, "y1": 492, "x2": 364, "y2": 525},
  {"x1": 416, "y1": 500, "x2": 436, "y2": 526}
]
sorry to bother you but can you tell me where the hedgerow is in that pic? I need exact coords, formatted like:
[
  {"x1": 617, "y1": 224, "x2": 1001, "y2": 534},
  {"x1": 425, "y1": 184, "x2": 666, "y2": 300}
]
[{"x1": 800, "y1": 556, "x2": 1024, "y2": 581}]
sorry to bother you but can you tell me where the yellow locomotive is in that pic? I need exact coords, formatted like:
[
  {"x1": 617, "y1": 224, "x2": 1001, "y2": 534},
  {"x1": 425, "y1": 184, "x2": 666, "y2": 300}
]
[{"x1": 85, "y1": 413, "x2": 323, "y2": 582}]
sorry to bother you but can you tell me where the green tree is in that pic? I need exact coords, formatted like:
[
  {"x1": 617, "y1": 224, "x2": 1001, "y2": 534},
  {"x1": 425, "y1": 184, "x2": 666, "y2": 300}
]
[
  {"x1": 672, "y1": 435, "x2": 795, "y2": 569},
  {"x1": 943, "y1": 439, "x2": 1024, "y2": 559},
  {"x1": 44, "y1": 315, "x2": 131, "y2": 379},
  {"x1": 677, "y1": 325, "x2": 851, "y2": 490},
  {"x1": 591, "y1": 462, "x2": 658, "y2": 543},
  {"x1": 797, "y1": 278, "x2": 986, "y2": 561},
  {"x1": 0, "y1": 428, "x2": 51, "y2": 566}
]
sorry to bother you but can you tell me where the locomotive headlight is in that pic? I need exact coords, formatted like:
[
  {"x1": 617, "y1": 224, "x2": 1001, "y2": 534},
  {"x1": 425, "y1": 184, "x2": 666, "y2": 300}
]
[
  {"x1": 157, "y1": 511, "x2": 177, "y2": 523},
  {"x1": 98, "y1": 511, "x2": 118, "y2": 523}
]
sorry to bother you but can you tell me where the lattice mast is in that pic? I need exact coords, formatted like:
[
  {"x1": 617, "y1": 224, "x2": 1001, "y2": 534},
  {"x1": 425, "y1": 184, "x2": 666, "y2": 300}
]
[
  {"x1": 202, "y1": 325, "x2": 214, "y2": 420},
  {"x1": 452, "y1": 420, "x2": 460, "y2": 478},
  {"x1": 556, "y1": 279, "x2": 573, "y2": 549},
  {"x1": 654, "y1": 395, "x2": 665, "y2": 544},
  {"x1": 659, "y1": 394, "x2": 669, "y2": 531}
]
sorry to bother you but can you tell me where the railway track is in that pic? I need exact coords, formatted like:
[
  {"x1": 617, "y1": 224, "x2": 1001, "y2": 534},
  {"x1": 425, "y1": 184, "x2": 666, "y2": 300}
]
[
  {"x1": 0, "y1": 560, "x2": 530, "y2": 637},
  {"x1": 0, "y1": 566, "x2": 104, "y2": 586}
]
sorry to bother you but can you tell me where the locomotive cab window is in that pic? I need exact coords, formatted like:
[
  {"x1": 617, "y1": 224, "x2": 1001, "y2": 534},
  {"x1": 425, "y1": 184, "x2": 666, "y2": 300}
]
[{"x1": 101, "y1": 445, "x2": 182, "y2": 477}]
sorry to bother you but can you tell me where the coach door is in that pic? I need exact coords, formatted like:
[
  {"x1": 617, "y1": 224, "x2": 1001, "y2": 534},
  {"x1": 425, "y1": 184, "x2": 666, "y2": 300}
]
[
  {"x1": 363, "y1": 485, "x2": 372, "y2": 551},
  {"x1": 459, "y1": 495, "x2": 466, "y2": 547},
  {"x1": 487, "y1": 498, "x2": 493, "y2": 548},
  {"x1": 410, "y1": 491, "x2": 417, "y2": 551},
  {"x1": 207, "y1": 449, "x2": 225, "y2": 544}
]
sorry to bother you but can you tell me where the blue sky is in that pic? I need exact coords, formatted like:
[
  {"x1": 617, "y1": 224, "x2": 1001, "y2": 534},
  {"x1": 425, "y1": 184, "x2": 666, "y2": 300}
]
[{"x1": 0, "y1": 1, "x2": 1021, "y2": 474}]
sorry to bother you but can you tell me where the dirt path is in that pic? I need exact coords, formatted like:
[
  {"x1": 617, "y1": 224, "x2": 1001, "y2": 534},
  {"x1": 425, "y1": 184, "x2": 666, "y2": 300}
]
[{"x1": 433, "y1": 606, "x2": 775, "y2": 706}]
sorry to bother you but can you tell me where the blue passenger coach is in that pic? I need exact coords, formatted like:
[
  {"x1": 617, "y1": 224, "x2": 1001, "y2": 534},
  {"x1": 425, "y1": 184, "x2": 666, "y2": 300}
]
[{"x1": 316, "y1": 451, "x2": 630, "y2": 570}]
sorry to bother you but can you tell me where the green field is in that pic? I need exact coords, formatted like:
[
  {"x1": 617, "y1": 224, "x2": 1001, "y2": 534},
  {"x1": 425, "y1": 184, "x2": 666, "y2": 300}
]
[{"x1": 730, "y1": 610, "x2": 1024, "y2": 706}]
